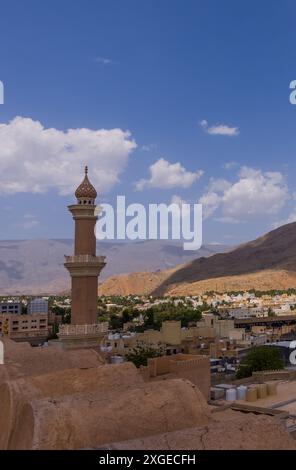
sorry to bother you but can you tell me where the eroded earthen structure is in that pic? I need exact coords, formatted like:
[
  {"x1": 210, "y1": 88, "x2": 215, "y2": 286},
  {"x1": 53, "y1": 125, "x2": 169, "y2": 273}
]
[{"x1": 0, "y1": 337, "x2": 295, "y2": 450}]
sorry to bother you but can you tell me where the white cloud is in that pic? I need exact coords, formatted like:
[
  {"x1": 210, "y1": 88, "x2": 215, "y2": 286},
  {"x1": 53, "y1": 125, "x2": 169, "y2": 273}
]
[
  {"x1": 0, "y1": 116, "x2": 137, "y2": 195},
  {"x1": 208, "y1": 178, "x2": 231, "y2": 193},
  {"x1": 214, "y1": 216, "x2": 240, "y2": 224},
  {"x1": 224, "y1": 161, "x2": 238, "y2": 170},
  {"x1": 18, "y1": 214, "x2": 39, "y2": 230},
  {"x1": 171, "y1": 194, "x2": 186, "y2": 206},
  {"x1": 223, "y1": 168, "x2": 287, "y2": 217},
  {"x1": 135, "y1": 158, "x2": 203, "y2": 191},
  {"x1": 94, "y1": 56, "x2": 113, "y2": 65},
  {"x1": 170, "y1": 194, "x2": 191, "y2": 217},
  {"x1": 273, "y1": 209, "x2": 296, "y2": 228},
  {"x1": 199, "y1": 167, "x2": 288, "y2": 222},
  {"x1": 200, "y1": 119, "x2": 239, "y2": 136},
  {"x1": 199, "y1": 191, "x2": 221, "y2": 219},
  {"x1": 142, "y1": 144, "x2": 157, "y2": 152}
]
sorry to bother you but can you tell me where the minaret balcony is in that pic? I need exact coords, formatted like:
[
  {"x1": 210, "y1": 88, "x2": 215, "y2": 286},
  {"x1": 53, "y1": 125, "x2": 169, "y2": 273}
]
[{"x1": 64, "y1": 254, "x2": 106, "y2": 277}]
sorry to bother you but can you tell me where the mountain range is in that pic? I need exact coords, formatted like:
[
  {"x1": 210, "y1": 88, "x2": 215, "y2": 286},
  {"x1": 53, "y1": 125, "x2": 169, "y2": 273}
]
[
  {"x1": 3, "y1": 222, "x2": 295, "y2": 297},
  {"x1": 0, "y1": 239, "x2": 228, "y2": 295}
]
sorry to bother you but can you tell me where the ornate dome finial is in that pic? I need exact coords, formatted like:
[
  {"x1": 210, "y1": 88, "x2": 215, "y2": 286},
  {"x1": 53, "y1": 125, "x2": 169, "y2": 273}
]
[{"x1": 75, "y1": 166, "x2": 97, "y2": 201}]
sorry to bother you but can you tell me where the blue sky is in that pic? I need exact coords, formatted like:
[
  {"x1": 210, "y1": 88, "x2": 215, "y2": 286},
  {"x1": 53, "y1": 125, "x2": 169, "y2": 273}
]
[{"x1": 0, "y1": 0, "x2": 296, "y2": 245}]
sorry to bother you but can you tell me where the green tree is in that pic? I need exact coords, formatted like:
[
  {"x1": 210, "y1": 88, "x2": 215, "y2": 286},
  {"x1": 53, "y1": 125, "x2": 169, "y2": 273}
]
[
  {"x1": 63, "y1": 310, "x2": 71, "y2": 324},
  {"x1": 267, "y1": 307, "x2": 275, "y2": 317},
  {"x1": 51, "y1": 305, "x2": 66, "y2": 316},
  {"x1": 125, "y1": 343, "x2": 164, "y2": 368},
  {"x1": 122, "y1": 306, "x2": 139, "y2": 323},
  {"x1": 98, "y1": 314, "x2": 109, "y2": 323},
  {"x1": 109, "y1": 314, "x2": 123, "y2": 330},
  {"x1": 143, "y1": 304, "x2": 202, "y2": 329},
  {"x1": 236, "y1": 346, "x2": 284, "y2": 379}
]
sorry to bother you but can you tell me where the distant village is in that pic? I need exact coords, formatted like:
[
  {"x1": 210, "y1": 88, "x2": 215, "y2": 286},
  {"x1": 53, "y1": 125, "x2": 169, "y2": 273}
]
[{"x1": 1, "y1": 288, "x2": 296, "y2": 381}]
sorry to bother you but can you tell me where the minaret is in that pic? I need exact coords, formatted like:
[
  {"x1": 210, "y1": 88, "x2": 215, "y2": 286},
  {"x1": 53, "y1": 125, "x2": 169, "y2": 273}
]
[{"x1": 64, "y1": 166, "x2": 106, "y2": 325}]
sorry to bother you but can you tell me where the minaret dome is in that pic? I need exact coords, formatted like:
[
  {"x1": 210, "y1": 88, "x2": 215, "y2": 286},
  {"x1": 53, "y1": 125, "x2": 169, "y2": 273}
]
[{"x1": 75, "y1": 165, "x2": 97, "y2": 204}]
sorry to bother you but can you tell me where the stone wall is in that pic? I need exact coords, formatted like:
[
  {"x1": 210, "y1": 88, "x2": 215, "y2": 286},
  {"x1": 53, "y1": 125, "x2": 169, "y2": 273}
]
[{"x1": 252, "y1": 370, "x2": 296, "y2": 381}]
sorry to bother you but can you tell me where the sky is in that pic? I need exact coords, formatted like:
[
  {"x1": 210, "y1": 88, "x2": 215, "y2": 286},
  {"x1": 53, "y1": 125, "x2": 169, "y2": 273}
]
[{"x1": 0, "y1": 0, "x2": 296, "y2": 246}]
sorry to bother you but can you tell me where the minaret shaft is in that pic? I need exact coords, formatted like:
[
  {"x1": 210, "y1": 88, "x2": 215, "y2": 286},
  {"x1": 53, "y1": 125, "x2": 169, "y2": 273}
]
[
  {"x1": 71, "y1": 275, "x2": 99, "y2": 325},
  {"x1": 74, "y1": 215, "x2": 97, "y2": 255}
]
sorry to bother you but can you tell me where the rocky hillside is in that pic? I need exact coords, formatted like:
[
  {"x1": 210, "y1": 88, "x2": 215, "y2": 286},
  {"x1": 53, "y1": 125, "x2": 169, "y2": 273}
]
[{"x1": 99, "y1": 222, "x2": 296, "y2": 296}]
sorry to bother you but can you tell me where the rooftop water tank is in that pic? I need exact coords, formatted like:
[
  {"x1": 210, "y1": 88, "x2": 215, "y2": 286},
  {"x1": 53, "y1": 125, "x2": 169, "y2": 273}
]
[
  {"x1": 237, "y1": 385, "x2": 247, "y2": 400},
  {"x1": 226, "y1": 388, "x2": 237, "y2": 401},
  {"x1": 110, "y1": 355, "x2": 124, "y2": 364},
  {"x1": 267, "y1": 382, "x2": 277, "y2": 396},
  {"x1": 246, "y1": 386, "x2": 258, "y2": 402},
  {"x1": 257, "y1": 383, "x2": 267, "y2": 399}
]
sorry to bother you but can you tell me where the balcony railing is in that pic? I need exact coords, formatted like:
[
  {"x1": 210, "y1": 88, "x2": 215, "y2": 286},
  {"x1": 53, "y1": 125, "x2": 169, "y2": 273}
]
[
  {"x1": 59, "y1": 323, "x2": 109, "y2": 336},
  {"x1": 64, "y1": 255, "x2": 105, "y2": 264}
]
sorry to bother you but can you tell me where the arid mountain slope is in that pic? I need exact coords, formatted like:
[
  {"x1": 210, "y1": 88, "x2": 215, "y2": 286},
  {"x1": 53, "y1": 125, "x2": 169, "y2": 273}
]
[
  {"x1": 99, "y1": 268, "x2": 177, "y2": 296},
  {"x1": 100, "y1": 222, "x2": 296, "y2": 296},
  {"x1": 0, "y1": 239, "x2": 227, "y2": 295}
]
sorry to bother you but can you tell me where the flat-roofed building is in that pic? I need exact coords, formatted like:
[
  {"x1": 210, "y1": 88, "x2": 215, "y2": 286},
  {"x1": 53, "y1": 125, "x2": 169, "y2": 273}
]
[{"x1": 0, "y1": 313, "x2": 49, "y2": 342}]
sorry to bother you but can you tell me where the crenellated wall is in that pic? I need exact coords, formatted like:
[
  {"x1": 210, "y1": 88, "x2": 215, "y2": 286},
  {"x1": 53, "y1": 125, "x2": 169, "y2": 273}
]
[{"x1": 140, "y1": 353, "x2": 210, "y2": 399}]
